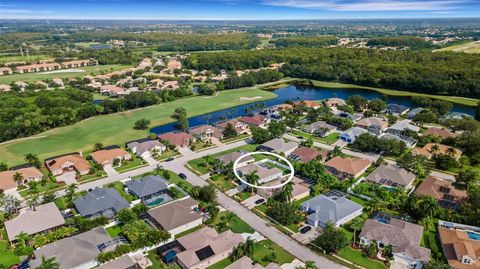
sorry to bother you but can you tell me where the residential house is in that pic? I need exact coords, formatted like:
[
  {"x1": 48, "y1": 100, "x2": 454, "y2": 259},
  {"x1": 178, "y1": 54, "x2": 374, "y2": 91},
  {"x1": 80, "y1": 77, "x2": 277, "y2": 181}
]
[
  {"x1": 73, "y1": 188, "x2": 130, "y2": 218},
  {"x1": 300, "y1": 190, "x2": 363, "y2": 228},
  {"x1": 438, "y1": 221, "x2": 480, "y2": 269},
  {"x1": 423, "y1": 127, "x2": 458, "y2": 140},
  {"x1": 338, "y1": 112, "x2": 363, "y2": 122},
  {"x1": 15, "y1": 63, "x2": 61, "y2": 73},
  {"x1": 324, "y1": 156, "x2": 372, "y2": 179},
  {"x1": 125, "y1": 176, "x2": 170, "y2": 204},
  {"x1": 325, "y1": 97, "x2": 346, "y2": 108},
  {"x1": 293, "y1": 100, "x2": 320, "y2": 109},
  {"x1": 289, "y1": 147, "x2": 325, "y2": 163},
  {"x1": 257, "y1": 176, "x2": 310, "y2": 200},
  {"x1": 413, "y1": 143, "x2": 463, "y2": 160},
  {"x1": 339, "y1": 127, "x2": 368, "y2": 143},
  {"x1": 406, "y1": 107, "x2": 425, "y2": 119},
  {"x1": 100, "y1": 85, "x2": 125, "y2": 96},
  {"x1": 189, "y1": 125, "x2": 224, "y2": 141},
  {"x1": 415, "y1": 176, "x2": 468, "y2": 209},
  {"x1": 237, "y1": 163, "x2": 283, "y2": 185},
  {"x1": 175, "y1": 227, "x2": 244, "y2": 269},
  {"x1": 0, "y1": 84, "x2": 11, "y2": 92},
  {"x1": 386, "y1": 120, "x2": 420, "y2": 136},
  {"x1": 0, "y1": 67, "x2": 13, "y2": 75},
  {"x1": 259, "y1": 138, "x2": 299, "y2": 155},
  {"x1": 158, "y1": 132, "x2": 194, "y2": 148},
  {"x1": 91, "y1": 147, "x2": 132, "y2": 166},
  {"x1": 225, "y1": 256, "x2": 280, "y2": 269},
  {"x1": 127, "y1": 139, "x2": 166, "y2": 159},
  {"x1": 97, "y1": 255, "x2": 142, "y2": 269},
  {"x1": 61, "y1": 59, "x2": 96, "y2": 68},
  {"x1": 45, "y1": 153, "x2": 91, "y2": 176},
  {"x1": 216, "y1": 119, "x2": 248, "y2": 133},
  {"x1": 441, "y1": 112, "x2": 473, "y2": 120},
  {"x1": 147, "y1": 197, "x2": 203, "y2": 236},
  {"x1": 386, "y1": 103, "x2": 409, "y2": 116},
  {"x1": 5, "y1": 202, "x2": 65, "y2": 242},
  {"x1": 355, "y1": 117, "x2": 389, "y2": 135},
  {"x1": 29, "y1": 227, "x2": 118, "y2": 269},
  {"x1": 365, "y1": 165, "x2": 416, "y2": 189},
  {"x1": 216, "y1": 151, "x2": 254, "y2": 167},
  {"x1": 239, "y1": 115, "x2": 267, "y2": 128},
  {"x1": 0, "y1": 166, "x2": 43, "y2": 191},
  {"x1": 303, "y1": 121, "x2": 336, "y2": 137},
  {"x1": 167, "y1": 59, "x2": 182, "y2": 70},
  {"x1": 359, "y1": 218, "x2": 430, "y2": 268},
  {"x1": 258, "y1": 107, "x2": 282, "y2": 121},
  {"x1": 379, "y1": 133, "x2": 418, "y2": 148}
]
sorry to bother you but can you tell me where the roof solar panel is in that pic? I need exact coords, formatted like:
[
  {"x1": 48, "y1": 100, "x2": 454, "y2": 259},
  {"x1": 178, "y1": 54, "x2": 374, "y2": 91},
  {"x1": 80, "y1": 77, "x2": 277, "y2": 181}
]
[{"x1": 195, "y1": 246, "x2": 215, "y2": 261}]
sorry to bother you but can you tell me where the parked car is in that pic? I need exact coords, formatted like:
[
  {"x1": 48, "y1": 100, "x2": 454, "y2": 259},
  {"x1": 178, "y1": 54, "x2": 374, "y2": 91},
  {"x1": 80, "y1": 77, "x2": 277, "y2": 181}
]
[
  {"x1": 165, "y1": 157, "x2": 174, "y2": 162},
  {"x1": 255, "y1": 198, "x2": 265, "y2": 205},
  {"x1": 300, "y1": 226, "x2": 312, "y2": 234},
  {"x1": 178, "y1": 173, "x2": 187, "y2": 179}
]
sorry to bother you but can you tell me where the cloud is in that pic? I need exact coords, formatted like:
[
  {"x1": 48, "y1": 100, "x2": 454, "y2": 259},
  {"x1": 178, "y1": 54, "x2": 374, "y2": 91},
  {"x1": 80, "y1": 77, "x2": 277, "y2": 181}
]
[{"x1": 262, "y1": 0, "x2": 470, "y2": 11}]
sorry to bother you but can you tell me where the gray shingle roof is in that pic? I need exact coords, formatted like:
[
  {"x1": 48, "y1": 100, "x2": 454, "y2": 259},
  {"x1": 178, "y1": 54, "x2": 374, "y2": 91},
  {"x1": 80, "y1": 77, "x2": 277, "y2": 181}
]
[
  {"x1": 125, "y1": 176, "x2": 169, "y2": 198},
  {"x1": 73, "y1": 188, "x2": 129, "y2": 217},
  {"x1": 301, "y1": 192, "x2": 363, "y2": 226},
  {"x1": 366, "y1": 165, "x2": 416, "y2": 187}
]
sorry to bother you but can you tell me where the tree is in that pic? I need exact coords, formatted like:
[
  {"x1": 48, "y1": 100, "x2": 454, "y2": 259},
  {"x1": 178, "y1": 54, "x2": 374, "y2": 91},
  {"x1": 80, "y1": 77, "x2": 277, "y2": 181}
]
[
  {"x1": 300, "y1": 137, "x2": 314, "y2": 148},
  {"x1": 413, "y1": 195, "x2": 440, "y2": 220},
  {"x1": 281, "y1": 182, "x2": 294, "y2": 202},
  {"x1": 172, "y1": 107, "x2": 189, "y2": 131},
  {"x1": 456, "y1": 170, "x2": 480, "y2": 190},
  {"x1": 13, "y1": 172, "x2": 24, "y2": 185},
  {"x1": 267, "y1": 121, "x2": 286, "y2": 138},
  {"x1": 198, "y1": 185, "x2": 216, "y2": 202},
  {"x1": 251, "y1": 127, "x2": 270, "y2": 143},
  {"x1": 347, "y1": 95, "x2": 368, "y2": 111},
  {"x1": 16, "y1": 231, "x2": 31, "y2": 248},
  {"x1": 267, "y1": 201, "x2": 302, "y2": 226},
  {"x1": 37, "y1": 256, "x2": 59, "y2": 269},
  {"x1": 368, "y1": 98, "x2": 386, "y2": 112},
  {"x1": 349, "y1": 217, "x2": 366, "y2": 247},
  {"x1": 93, "y1": 143, "x2": 103, "y2": 151},
  {"x1": 118, "y1": 208, "x2": 138, "y2": 224},
  {"x1": 24, "y1": 153, "x2": 41, "y2": 168},
  {"x1": 65, "y1": 183, "x2": 78, "y2": 203},
  {"x1": 245, "y1": 171, "x2": 260, "y2": 193},
  {"x1": 0, "y1": 162, "x2": 8, "y2": 171},
  {"x1": 134, "y1": 118, "x2": 151, "y2": 130},
  {"x1": 222, "y1": 123, "x2": 238, "y2": 139},
  {"x1": 422, "y1": 260, "x2": 454, "y2": 269},
  {"x1": 313, "y1": 223, "x2": 349, "y2": 254}
]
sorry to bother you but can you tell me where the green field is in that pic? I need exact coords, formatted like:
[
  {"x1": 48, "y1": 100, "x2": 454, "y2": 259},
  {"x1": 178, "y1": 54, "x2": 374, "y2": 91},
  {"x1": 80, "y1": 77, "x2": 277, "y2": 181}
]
[
  {"x1": 0, "y1": 89, "x2": 276, "y2": 166},
  {"x1": 0, "y1": 54, "x2": 53, "y2": 64},
  {"x1": 435, "y1": 41, "x2": 480, "y2": 54},
  {"x1": 0, "y1": 65, "x2": 129, "y2": 84}
]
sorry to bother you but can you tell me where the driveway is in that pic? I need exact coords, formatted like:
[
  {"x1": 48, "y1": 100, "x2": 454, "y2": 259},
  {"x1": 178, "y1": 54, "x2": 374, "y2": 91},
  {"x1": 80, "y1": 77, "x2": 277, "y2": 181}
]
[
  {"x1": 103, "y1": 164, "x2": 118, "y2": 176},
  {"x1": 143, "y1": 155, "x2": 158, "y2": 165},
  {"x1": 242, "y1": 194, "x2": 264, "y2": 209},
  {"x1": 56, "y1": 171, "x2": 77, "y2": 185},
  {"x1": 292, "y1": 226, "x2": 322, "y2": 244}
]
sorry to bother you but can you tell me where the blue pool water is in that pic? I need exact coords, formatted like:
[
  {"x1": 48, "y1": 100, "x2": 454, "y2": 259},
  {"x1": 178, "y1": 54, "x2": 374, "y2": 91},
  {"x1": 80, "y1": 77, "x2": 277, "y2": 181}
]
[
  {"x1": 146, "y1": 198, "x2": 164, "y2": 207},
  {"x1": 468, "y1": 232, "x2": 480, "y2": 240},
  {"x1": 150, "y1": 84, "x2": 477, "y2": 134}
]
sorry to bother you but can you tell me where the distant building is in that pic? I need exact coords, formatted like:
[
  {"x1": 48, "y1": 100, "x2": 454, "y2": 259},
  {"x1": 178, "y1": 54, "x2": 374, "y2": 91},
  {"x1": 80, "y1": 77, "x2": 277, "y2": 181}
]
[
  {"x1": 0, "y1": 67, "x2": 13, "y2": 75},
  {"x1": 406, "y1": 107, "x2": 425, "y2": 119},
  {"x1": 257, "y1": 176, "x2": 310, "y2": 200},
  {"x1": 216, "y1": 151, "x2": 254, "y2": 167},
  {"x1": 423, "y1": 127, "x2": 458, "y2": 140},
  {"x1": 239, "y1": 115, "x2": 267, "y2": 128},
  {"x1": 216, "y1": 119, "x2": 248, "y2": 133},
  {"x1": 225, "y1": 256, "x2": 280, "y2": 269},
  {"x1": 412, "y1": 143, "x2": 463, "y2": 160},
  {"x1": 61, "y1": 59, "x2": 97, "y2": 68},
  {"x1": 325, "y1": 98, "x2": 346, "y2": 107},
  {"x1": 441, "y1": 112, "x2": 473, "y2": 120},
  {"x1": 386, "y1": 120, "x2": 420, "y2": 136},
  {"x1": 289, "y1": 147, "x2": 326, "y2": 163},
  {"x1": 15, "y1": 63, "x2": 61, "y2": 73},
  {"x1": 293, "y1": 100, "x2": 320, "y2": 109}
]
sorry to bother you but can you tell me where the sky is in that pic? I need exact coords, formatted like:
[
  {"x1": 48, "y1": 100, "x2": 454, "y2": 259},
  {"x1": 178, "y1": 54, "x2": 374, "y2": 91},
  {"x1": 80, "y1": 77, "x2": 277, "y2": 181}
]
[{"x1": 1, "y1": 0, "x2": 479, "y2": 20}]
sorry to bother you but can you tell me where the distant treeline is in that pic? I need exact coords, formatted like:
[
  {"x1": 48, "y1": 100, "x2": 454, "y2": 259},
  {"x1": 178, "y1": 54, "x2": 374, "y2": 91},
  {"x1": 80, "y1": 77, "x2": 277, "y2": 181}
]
[
  {"x1": 270, "y1": 36, "x2": 338, "y2": 48},
  {"x1": 367, "y1": 36, "x2": 435, "y2": 49},
  {"x1": 222, "y1": 69, "x2": 284, "y2": 89},
  {"x1": 184, "y1": 47, "x2": 480, "y2": 98}
]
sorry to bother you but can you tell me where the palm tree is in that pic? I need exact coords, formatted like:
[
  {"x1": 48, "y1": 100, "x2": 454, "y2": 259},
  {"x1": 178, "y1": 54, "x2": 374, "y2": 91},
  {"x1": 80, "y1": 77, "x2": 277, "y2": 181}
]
[
  {"x1": 415, "y1": 196, "x2": 440, "y2": 219},
  {"x1": 304, "y1": 261, "x2": 317, "y2": 269},
  {"x1": 430, "y1": 144, "x2": 440, "y2": 155},
  {"x1": 38, "y1": 256, "x2": 59, "y2": 269},
  {"x1": 24, "y1": 153, "x2": 41, "y2": 168},
  {"x1": 244, "y1": 238, "x2": 255, "y2": 258},
  {"x1": 16, "y1": 231, "x2": 30, "y2": 247},
  {"x1": 446, "y1": 147, "x2": 457, "y2": 157},
  {"x1": 245, "y1": 171, "x2": 259, "y2": 193},
  {"x1": 66, "y1": 183, "x2": 78, "y2": 202},
  {"x1": 12, "y1": 172, "x2": 24, "y2": 186},
  {"x1": 349, "y1": 217, "x2": 365, "y2": 247},
  {"x1": 282, "y1": 182, "x2": 294, "y2": 202}
]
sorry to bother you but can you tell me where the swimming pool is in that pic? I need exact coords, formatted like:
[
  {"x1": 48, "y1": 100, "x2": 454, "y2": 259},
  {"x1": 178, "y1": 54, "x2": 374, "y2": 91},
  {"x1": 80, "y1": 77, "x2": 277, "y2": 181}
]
[
  {"x1": 468, "y1": 232, "x2": 480, "y2": 240},
  {"x1": 147, "y1": 198, "x2": 164, "y2": 207}
]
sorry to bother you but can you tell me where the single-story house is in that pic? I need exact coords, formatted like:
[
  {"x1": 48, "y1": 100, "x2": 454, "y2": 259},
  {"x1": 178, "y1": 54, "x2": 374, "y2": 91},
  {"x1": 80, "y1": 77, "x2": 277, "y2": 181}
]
[
  {"x1": 216, "y1": 119, "x2": 248, "y2": 132},
  {"x1": 415, "y1": 176, "x2": 468, "y2": 209},
  {"x1": 257, "y1": 176, "x2": 310, "y2": 200},
  {"x1": 259, "y1": 138, "x2": 299, "y2": 155},
  {"x1": 97, "y1": 255, "x2": 142, "y2": 269},
  {"x1": 225, "y1": 256, "x2": 280, "y2": 269},
  {"x1": 338, "y1": 112, "x2": 363, "y2": 122},
  {"x1": 73, "y1": 188, "x2": 130, "y2": 219},
  {"x1": 100, "y1": 85, "x2": 125, "y2": 96},
  {"x1": 300, "y1": 190, "x2": 363, "y2": 228},
  {"x1": 386, "y1": 103, "x2": 409, "y2": 116},
  {"x1": 406, "y1": 107, "x2": 425, "y2": 119},
  {"x1": 359, "y1": 218, "x2": 431, "y2": 268},
  {"x1": 127, "y1": 139, "x2": 166, "y2": 159},
  {"x1": 158, "y1": 132, "x2": 194, "y2": 148},
  {"x1": 91, "y1": 147, "x2": 132, "y2": 166},
  {"x1": 45, "y1": 153, "x2": 91, "y2": 176},
  {"x1": 441, "y1": 112, "x2": 472, "y2": 120},
  {"x1": 189, "y1": 125, "x2": 224, "y2": 141},
  {"x1": 293, "y1": 100, "x2": 320, "y2": 109},
  {"x1": 289, "y1": 147, "x2": 327, "y2": 163},
  {"x1": 378, "y1": 133, "x2": 418, "y2": 148},
  {"x1": 125, "y1": 176, "x2": 170, "y2": 204},
  {"x1": 5, "y1": 202, "x2": 65, "y2": 242},
  {"x1": 438, "y1": 222, "x2": 480, "y2": 269},
  {"x1": 237, "y1": 163, "x2": 283, "y2": 185},
  {"x1": 147, "y1": 197, "x2": 203, "y2": 236},
  {"x1": 324, "y1": 156, "x2": 372, "y2": 179},
  {"x1": 339, "y1": 127, "x2": 368, "y2": 143},
  {"x1": 412, "y1": 143, "x2": 463, "y2": 160},
  {"x1": 216, "y1": 151, "x2": 254, "y2": 167},
  {"x1": 29, "y1": 227, "x2": 116, "y2": 269},
  {"x1": 239, "y1": 115, "x2": 267, "y2": 128},
  {"x1": 0, "y1": 166, "x2": 43, "y2": 191},
  {"x1": 325, "y1": 97, "x2": 346, "y2": 108},
  {"x1": 365, "y1": 165, "x2": 416, "y2": 189},
  {"x1": 302, "y1": 121, "x2": 336, "y2": 137},
  {"x1": 423, "y1": 127, "x2": 458, "y2": 140},
  {"x1": 258, "y1": 107, "x2": 282, "y2": 121},
  {"x1": 355, "y1": 117, "x2": 389, "y2": 135},
  {"x1": 176, "y1": 227, "x2": 244, "y2": 269},
  {"x1": 386, "y1": 120, "x2": 420, "y2": 136}
]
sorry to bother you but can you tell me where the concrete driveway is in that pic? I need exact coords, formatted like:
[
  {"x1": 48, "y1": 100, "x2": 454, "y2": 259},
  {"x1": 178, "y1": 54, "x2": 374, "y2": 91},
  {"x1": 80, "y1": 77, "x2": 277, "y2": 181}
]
[
  {"x1": 242, "y1": 194, "x2": 264, "y2": 209},
  {"x1": 56, "y1": 171, "x2": 77, "y2": 185},
  {"x1": 103, "y1": 164, "x2": 118, "y2": 176},
  {"x1": 292, "y1": 226, "x2": 321, "y2": 244},
  {"x1": 143, "y1": 155, "x2": 158, "y2": 165}
]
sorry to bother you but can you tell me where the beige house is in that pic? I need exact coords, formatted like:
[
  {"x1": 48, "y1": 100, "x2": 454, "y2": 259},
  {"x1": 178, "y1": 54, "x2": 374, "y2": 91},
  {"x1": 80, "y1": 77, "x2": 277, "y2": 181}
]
[
  {"x1": 15, "y1": 63, "x2": 61, "y2": 73},
  {"x1": 176, "y1": 227, "x2": 244, "y2": 269},
  {"x1": 45, "y1": 153, "x2": 91, "y2": 176},
  {"x1": 439, "y1": 223, "x2": 480, "y2": 269},
  {"x1": 257, "y1": 176, "x2": 310, "y2": 200},
  {"x1": 91, "y1": 148, "x2": 132, "y2": 166},
  {"x1": 365, "y1": 165, "x2": 416, "y2": 189},
  {"x1": 324, "y1": 156, "x2": 372, "y2": 179},
  {"x1": 61, "y1": 59, "x2": 97, "y2": 68},
  {"x1": 0, "y1": 166, "x2": 43, "y2": 191},
  {"x1": 225, "y1": 256, "x2": 280, "y2": 269},
  {"x1": 0, "y1": 67, "x2": 13, "y2": 75}
]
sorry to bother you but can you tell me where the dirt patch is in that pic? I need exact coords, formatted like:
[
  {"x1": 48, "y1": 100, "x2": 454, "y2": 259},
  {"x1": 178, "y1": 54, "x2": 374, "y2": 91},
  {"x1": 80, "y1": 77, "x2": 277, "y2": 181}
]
[{"x1": 238, "y1": 96, "x2": 263, "y2": 101}]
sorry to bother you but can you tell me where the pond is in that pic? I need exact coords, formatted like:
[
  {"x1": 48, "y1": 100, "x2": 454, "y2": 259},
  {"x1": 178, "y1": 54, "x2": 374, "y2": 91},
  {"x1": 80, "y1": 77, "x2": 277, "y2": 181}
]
[{"x1": 150, "y1": 84, "x2": 476, "y2": 134}]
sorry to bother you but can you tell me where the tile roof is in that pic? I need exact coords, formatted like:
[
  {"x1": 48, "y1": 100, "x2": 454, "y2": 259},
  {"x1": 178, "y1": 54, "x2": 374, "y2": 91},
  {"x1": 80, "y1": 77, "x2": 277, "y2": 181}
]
[
  {"x1": 260, "y1": 138, "x2": 298, "y2": 153},
  {"x1": 217, "y1": 151, "x2": 254, "y2": 165},
  {"x1": 439, "y1": 227, "x2": 480, "y2": 269},
  {"x1": 91, "y1": 148, "x2": 130, "y2": 165},
  {"x1": 415, "y1": 176, "x2": 468, "y2": 207},
  {"x1": 0, "y1": 166, "x2": 43, "y2": 191},
  {"x1": 356, "y1": 117, "x2": 388, "y2": 129},
  {"x1": 147, "y1": 197, "x2": 202, "y2": 231},
  {"x1": 158, "y1": 132, "x2": 193, "y2": 147},
  {"x1": 237, "y1": 163, "x2": 283, "y2": 182},
  {"x1": 289, "y1": 147, "x2": 321, "y2": 163},
  {"x1": 125, "y1": 176, "x2": 168, "y2": 198},
  {"x1": 239, "y1": 115, "x2": 266, "y2": 126},
  {"x1": 413, "y1": 143, "x2": 463, "y2": 159},
  {"x1": 324, "y1": 156, "x2": 372, "y2": 176},
  {"x1": 127, "y1": 140, "x2": 165, "y2": 156},
  {"x1": 365, "y1": 165, "x2": 416, "y2": 187},
  {"x1": 423, "y1": 127, "x2": 458, "y2": 139},
  {"x1": 45, "y1": 153, "x2": 90, "y2": 173}
]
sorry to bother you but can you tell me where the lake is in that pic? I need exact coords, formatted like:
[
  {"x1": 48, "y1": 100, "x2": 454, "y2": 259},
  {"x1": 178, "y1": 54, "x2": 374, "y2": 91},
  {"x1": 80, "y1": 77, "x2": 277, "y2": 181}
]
[{"x1": 150, "y1": 85, "x2": 476, "y2": 134}]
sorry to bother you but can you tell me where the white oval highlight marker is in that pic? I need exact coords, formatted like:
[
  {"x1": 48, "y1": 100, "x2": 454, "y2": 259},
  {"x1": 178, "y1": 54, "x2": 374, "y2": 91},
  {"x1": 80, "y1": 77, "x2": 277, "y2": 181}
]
[{"x1": 233, "y1": 151, "x2": 295, "y2": 189}]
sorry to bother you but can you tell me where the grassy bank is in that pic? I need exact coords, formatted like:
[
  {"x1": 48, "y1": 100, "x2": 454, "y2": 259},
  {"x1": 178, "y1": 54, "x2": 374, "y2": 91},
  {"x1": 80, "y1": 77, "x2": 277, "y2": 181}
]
[
  {"x1": 0, "y1": 65, "x2": 129, "y2": 84},
  {"x1": 434, "y1": 41, "x2": 480, "y2": 54},
  {"x1": 0, "y1": 88, "x2": 276, "y2": 166}
]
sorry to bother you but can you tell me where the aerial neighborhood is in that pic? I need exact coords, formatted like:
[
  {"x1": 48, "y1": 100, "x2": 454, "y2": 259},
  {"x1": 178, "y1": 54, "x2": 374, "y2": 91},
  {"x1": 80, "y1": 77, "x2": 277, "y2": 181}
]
[{"x1": 1, "y1": 17, "x2": 480, "y2": 269}]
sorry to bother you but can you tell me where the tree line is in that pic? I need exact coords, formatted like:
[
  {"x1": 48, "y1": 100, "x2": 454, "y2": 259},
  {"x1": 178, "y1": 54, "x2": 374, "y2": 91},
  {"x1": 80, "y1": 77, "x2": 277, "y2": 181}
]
[
  {"x1": 270, "y1": 35, "x2": 338, "y2": 48},
  {"x1": 366, "y1": 36, "x2": 435, "y2": 49}
]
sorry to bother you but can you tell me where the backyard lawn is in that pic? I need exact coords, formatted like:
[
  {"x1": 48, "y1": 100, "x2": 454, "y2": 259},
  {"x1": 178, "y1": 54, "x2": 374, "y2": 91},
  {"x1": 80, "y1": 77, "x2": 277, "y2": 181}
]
[
  {"x1": 106, "y1": 224, "x2": 123, "y2": 237},
  {"x1": 0, "y1": 88, "x2": 276, "y2": 166},
  {"x1": 105, "y1": 181, "x2": 136, "y2": 202},
  {"x1": 0, "y1": 240, "x2": 20, "y2": 268},
  {"x1": 291, "y1": 130, "x2": 340, "y2": 145},
  {"x1": 338, "y1": 246, "x2": 388, "y2": 269}
]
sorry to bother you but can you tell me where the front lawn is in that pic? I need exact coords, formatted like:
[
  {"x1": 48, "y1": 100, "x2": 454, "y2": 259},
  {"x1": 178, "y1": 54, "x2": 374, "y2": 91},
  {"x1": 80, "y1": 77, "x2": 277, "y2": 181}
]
[
  {"x1": 211, "y1": 211, "x2": 255, "y2": 234},
  {"x1": 0, "y1": 240, "x2": 20, "y2": 268},
  {"x1": 252, "y1": 240, "x2": 295, "y2": 266},
  {"x1": 106, "y1": 224, "x2": 123, "y2": 237},
  {"x1": 291, "y1": 130, "x2": 340, "y2": 145},
  {"x1": 221, "y1": 133, "x2": 251, "y2": 144},
  {"x1": 155, "y1": 150, "x2": 181, "y2": 161},
  {"x1": 191, "y1": 141, "x2": 216, "y2": 152},
  {"x1": 115, "y1": 156, "x2": 146, "y2": 173},
  {"x1": 337, "y1": 246, "x2": 388, "y2": 269},
  {"x1": 210, "y1": 174, "x2": 237, "y2": 191}
]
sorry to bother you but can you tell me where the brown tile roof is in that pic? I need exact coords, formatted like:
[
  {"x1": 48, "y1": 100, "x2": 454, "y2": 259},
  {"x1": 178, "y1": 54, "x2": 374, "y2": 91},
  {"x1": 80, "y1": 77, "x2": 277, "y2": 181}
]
[
  {"x1": 189, "y1": 125, "x2": 224, "y2": 139},
  {"x1": 356, "y1": 117, "x2": 388, "y2": 129},
  {"x1": 365, "y1": 165, "x2": 416, "y2": 187},
  {"x1": 290, "y1": 147, "x2": 321, "y2": 163},
  {"x1": 45, "y1": 153, "x2": 90, "y2": 173},
  {"x1": 100, "y1": 85, "x2": 124, "y2": 93},
  {"x1": 158, "y1": 132, "x2": 194, "y2": 147},
  {"x1": 324, "y1": 156, "x2": 372, "y2": 177},
  {"x1": 294, "y1": 100, "x2": 320, "y2": 108},
  {"x1": 225, "y1": 256, "x2": 266, "y2": 269},
  {"x1": 147, "y1": 198, "x2": 202, "y2": 231},
  {"x1": 415, "y1": 176, "x2": 468, "y2": 206},
  {"x1": 0, "y1": 167, "x2": 43, "y2": 191},
  {"x1": 423, "y1": 127, "x2": 458, "y2": 139},
  {"x1": 439, "y1": 227, "x2": 480, "y2": 269},
  {"x1": 216, "y1": 119, "x2": 246, "y2": 130},
  {"x1": 239, "y1": 115, "x2": 266, "y2": 126},
  {"x1": 413, "y1": 143, "x2": 463, "y2": 159},
  {"x1": 91, "y1": 148, "x2": 130, "y2": 165}
]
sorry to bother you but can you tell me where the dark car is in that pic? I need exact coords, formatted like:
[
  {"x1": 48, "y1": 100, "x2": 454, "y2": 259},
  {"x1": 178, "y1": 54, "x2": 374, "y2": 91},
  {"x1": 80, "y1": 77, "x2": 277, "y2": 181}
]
[
  {"x1": 178, "y1": 173, "x2": 187, "y2": 179},
  {"x1": 300, "y1": 226, "x2": 312, "y2": 234},
  {"x1": 165, "y1": 157, "x2": 174, "y2": 162},
  {"x1": 296, "y1": 136, "x2": 304, "y2": 139},
  {"x1": 255, "y1": 198, "x2": 265, "y2": 205}
]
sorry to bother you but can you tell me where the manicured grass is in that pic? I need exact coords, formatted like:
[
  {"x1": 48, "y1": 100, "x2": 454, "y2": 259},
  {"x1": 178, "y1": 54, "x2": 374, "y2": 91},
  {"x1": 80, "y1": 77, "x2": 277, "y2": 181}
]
[
  {"x1": 252, "y1": 240, "x2": 295, "y2": 266},
  {"x1": 105, "y1": 181, "x2": 136, "y2": 202},
  {"x1": 155, "y1": 150, "x2": 180, "y2": 161},
  {"x1": 235, "y1": 191, "x2": 252, "y2": 201},
  {"x1": 212, "y1": 211, "x2": 255, "y2": 234},
  {"x1": 0, "y1": 64, "x2": 129, "y2": 84},
  {"x1": 147, "y1": 250, "x2": 181, "y2": 269},
  {"x1": 175, "y1": 225, "x2": 203, "y2": 239},
  {"x1": 115, "y1": 156, "x2": 146, "y2": 173},
  {"x1": 0, "y1": 88, "x2": 276, "y2": 166},
  {"x1": 210, "y1": 174, "x2": 237, "y2": 191},
  {"x1": 221, "y1": 133, "x2": 251, "y2": 144},
  {"x1": 0, "y1": 240, "x2": 20, "y2": 268},
  {"x1": 291, "y1": 130, "x2": 340, "y2": 145},
  {"x1": 0, "y1": 54, "x2": 52, "y2": 64},
  {"x1": 191, "y1": 141, "x2": 216, "y2": 152},
  {"x1": 338, "y1": 246, "x2": 388, "y2": 269},
  {"x1": 18, "y1": 179, "x2": 63, "y2": 198},
  {"x1": 206, "y1": 257, "x2": 234, "y2": 269},
  {"x1": 106, "y1": 224, "x2": 123, "y2": 237}
]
